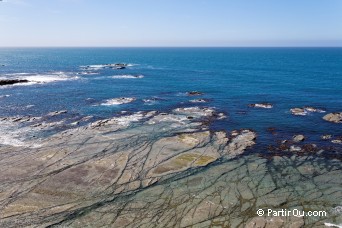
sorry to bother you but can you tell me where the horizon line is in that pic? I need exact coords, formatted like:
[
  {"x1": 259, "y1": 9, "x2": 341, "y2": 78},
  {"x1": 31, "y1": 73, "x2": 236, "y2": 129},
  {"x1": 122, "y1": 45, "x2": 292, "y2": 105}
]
[{"x1": 1, "y1": 46, "x2": 342, "y2": 48}]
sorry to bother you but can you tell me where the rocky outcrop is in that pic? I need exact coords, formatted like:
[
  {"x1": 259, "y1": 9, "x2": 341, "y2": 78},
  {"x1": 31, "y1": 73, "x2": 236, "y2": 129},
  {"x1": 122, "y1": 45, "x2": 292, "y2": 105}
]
[
  {"x1": 248, "y1": 103, "x2": 273, "y2": 109},
  {"x1": 0, "y1": 106, "x2": 340, "y2": 227},
  {"x1": 0, "y1": 79, "x2": 29, "y2": 86},
  {"x1": 0, "y1": 106, "x2": 261, "y2": 227},
  {"x1": 290, "y1": 108, "x2": 307, "y2": 116},
  {"x1": 293, "y1": 134, "x2": 305, "y2": 142},
  {"x1": 290, "y1": 106, "x2": 325, "y2": 116},
  {"x1": 323, "y1": 112, "x2": 342, "y2": 123}
]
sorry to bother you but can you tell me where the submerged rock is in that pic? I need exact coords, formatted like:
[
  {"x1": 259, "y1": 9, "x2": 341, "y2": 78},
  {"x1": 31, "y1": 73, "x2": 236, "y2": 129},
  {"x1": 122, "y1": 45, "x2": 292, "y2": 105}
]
[
  {"x1": 47, "y1": 110, "x2": 68, "y2": 117},
  {"x1": 0, "y1": 79, "x2": 29, "y2": 86},
  {"x1": 187, "y1": 91, "x2": 204, "y2": 96},
  {"x1": 248, "y1": 103, "x2": 273, "y2": 109},
  {"x1": 293, "y1": 134, "x2": 305, "y2": 142},
  {"x1": 189, "y1": 98, "x2": 208, "y2": 103},
  {"x1": 323, "y1": 112, "x2": 342, "y2": 123},
  {"x1": 321, "y1": 134, "x2": 332, "y2": 140}
]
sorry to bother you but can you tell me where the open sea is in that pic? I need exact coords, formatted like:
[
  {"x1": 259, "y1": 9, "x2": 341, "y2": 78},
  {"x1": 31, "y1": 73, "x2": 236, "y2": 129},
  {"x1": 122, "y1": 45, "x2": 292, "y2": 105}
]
[{"x1": 0, "y1": 47, "x2": 341, "y2": 149}]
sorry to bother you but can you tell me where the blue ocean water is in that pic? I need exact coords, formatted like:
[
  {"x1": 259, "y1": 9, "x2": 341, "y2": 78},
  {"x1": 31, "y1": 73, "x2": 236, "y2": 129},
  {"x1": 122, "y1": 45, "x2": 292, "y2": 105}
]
[{"x1": 0, "y1": 48, "x2": 341, "y2": 148}]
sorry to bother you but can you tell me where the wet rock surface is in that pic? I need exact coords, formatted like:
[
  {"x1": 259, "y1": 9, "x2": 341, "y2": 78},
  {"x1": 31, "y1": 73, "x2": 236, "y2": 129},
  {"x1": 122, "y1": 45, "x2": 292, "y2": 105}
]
[
  {"x1": 293, "y1": 134, "x2": 305, "y2": 142},
  {"x1": 290, "y1": 106, "x2": 326, "y2": 116},
  {"x1": 323, "y1": 112, "x2": 342, "y2": 123},
  {"x1": 248, "y1": 103, "x2": 273, "y2": 109},
  {"x1": 0, "y1": 107, "x2": 341, "y2": 227}
]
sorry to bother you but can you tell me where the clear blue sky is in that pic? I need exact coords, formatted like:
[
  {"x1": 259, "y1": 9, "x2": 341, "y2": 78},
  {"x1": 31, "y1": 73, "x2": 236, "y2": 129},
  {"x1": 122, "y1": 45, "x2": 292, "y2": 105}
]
[{"x1": 0, "y1": 0, "x2": 341, "y2": 47}]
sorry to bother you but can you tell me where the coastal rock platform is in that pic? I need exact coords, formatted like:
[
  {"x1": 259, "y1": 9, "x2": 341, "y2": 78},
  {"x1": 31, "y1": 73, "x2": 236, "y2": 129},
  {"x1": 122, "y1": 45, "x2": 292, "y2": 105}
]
[{"x1": 0, "y1": 107, "x2": 341, "y2": 227}]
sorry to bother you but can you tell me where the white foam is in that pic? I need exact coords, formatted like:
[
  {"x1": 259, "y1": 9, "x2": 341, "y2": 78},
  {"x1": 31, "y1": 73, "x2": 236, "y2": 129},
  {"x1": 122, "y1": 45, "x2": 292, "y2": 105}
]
[
  {"x1": 4, "y1": 73, "x2": 32, "y2": 76},
  {"x1": 111, "y1": 75, "x2": 144, "y2": 79},
  {"x1": 77, "y1": 72, "x2": 99, "y2": 75},
  {"x1": 0, "y1": 94, "x2": 10, "y2": 98},
  {"x1": 324, "y1": 223, "x2": 342, "y2": 228},
  {"x1": 81, "y1": 65, "x2": 106, "y2": 70},
  {"x1": 80, "y1": 63, "x2": 136, "y2": 70},
  {"x1": 127, "y1": 64, "x2": 138, "y2": 67},
  {"x1": 101, "y1": 97, "x2": 136, "y2": 106},
  {"x1": 113, "y1": 113, "x2": 145, "y2": 126},
  {"x1": 189, "y1": 99, "x2": 208, "y2": 103},
  {"x1": 0, "y1": 120, "x2": 41, "y2": 148},
  {"x1": 0, "y1": 72, "x2": 79, "y2": 87}
]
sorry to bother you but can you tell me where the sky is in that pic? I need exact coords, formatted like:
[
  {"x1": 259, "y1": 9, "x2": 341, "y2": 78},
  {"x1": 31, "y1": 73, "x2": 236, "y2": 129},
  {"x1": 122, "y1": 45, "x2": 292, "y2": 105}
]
[{"x1": 0, "y1": 0, "x2": 342, "y2": 47}]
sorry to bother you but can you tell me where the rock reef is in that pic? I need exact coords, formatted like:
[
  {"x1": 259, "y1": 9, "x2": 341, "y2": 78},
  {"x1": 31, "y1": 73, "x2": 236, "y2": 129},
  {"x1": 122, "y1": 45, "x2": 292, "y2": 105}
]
[
  {"x1": 323, "y1": 112, "x2": 342, "y2": 123},
  {"x1": 0, "y1": 106, "x2": 341, "y2": 227},
  {"x1": 0, "y1": 79, "x2": 29, "y2": 86},
  {"x1": 248, "y1": 103, "x2": 273, "y2": 109},
  {"x1": 290, "y1": 106, "x2": 325, "y2": 116}
]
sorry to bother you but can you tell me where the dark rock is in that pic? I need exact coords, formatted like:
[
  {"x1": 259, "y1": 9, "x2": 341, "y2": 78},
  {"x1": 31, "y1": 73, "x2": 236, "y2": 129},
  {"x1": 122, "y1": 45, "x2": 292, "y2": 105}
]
[
  {"x1": 302, "y1": 144, "x2": 318, "y2": 152},
  {"x1": 0, "y1": 79, "x2": 29, "y2": 86},
  {"x1": 187, "y1": 91, "x2": 204, "y2": 96},
  {"x1": 279, "y1": 143, "x2": 290, "y2": 151}
]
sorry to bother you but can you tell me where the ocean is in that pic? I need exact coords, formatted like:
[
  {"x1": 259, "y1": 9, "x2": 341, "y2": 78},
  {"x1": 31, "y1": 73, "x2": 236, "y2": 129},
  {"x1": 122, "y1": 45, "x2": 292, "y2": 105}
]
[{"x1": 1, "y1": 47, "x2": 341, "y2": 148}]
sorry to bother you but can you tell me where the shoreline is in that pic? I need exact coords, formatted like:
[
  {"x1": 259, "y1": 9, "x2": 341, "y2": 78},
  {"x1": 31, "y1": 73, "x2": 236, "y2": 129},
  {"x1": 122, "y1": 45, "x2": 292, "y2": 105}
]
[{"x1": 0, "y1": 105, "x2": 341, "y2": 227}]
